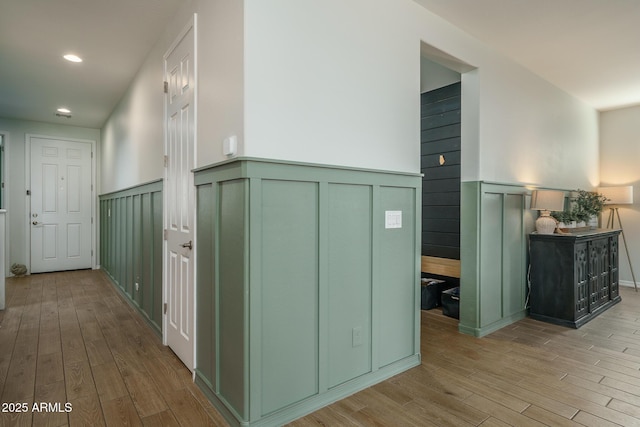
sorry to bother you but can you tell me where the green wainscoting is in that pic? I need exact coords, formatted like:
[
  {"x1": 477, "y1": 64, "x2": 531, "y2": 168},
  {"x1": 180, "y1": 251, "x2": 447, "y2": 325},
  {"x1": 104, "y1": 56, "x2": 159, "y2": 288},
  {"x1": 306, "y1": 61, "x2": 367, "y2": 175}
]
[
  {"x1": 327, "y1": 184, "x2": 372, "y2": 388},
  {"x1": 99, "y1": 180, "x2": 163, "y2": 333},
  {"x1": 194, "y1": 158, "x2": 421, "y2": 427},
  {"x1": 459, "y1": 181, "x2": 535, "y2": 337}
]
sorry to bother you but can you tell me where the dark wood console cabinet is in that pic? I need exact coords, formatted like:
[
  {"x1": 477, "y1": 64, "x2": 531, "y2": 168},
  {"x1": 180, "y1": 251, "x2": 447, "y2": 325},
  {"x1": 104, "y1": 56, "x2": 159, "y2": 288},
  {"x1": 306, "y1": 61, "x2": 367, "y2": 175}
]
[{"x1": 529, "y1": 229, "x2": 621, "y2": 328}]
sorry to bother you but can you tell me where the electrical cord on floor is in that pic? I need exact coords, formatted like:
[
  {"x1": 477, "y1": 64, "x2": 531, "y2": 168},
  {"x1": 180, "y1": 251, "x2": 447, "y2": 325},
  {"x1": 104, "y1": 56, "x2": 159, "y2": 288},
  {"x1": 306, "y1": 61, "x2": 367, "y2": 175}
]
[{"x1": 524, "y1": 238, "x2": 531, "y2": 310}]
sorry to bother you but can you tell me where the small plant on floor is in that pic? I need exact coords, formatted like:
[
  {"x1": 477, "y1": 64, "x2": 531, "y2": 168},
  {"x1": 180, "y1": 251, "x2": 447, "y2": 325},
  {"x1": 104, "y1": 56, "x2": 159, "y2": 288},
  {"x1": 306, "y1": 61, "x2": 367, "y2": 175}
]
[{"x1": 10, "y1": 263, "x2": 27, "y2": 277}]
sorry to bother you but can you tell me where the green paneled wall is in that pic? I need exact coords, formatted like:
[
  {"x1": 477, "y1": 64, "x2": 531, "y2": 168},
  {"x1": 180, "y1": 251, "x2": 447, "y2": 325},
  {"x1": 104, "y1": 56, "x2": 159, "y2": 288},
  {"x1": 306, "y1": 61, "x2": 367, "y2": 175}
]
[
  {"x1": 99, "y1": 180, "x2": 164, "y2": 333},
  {"x1": 459, "y1": 181, "x2": 534, "y2": 337},
  {"x1": 503, "y1": 194, "x2": 527, "y2": 316},
  {"x1": 327, "y1": 184, "x2": 372, "y2": 388},
  {"x1": 218, "y1": 179, "x2": 247, "y2": 416},
  {"x1": 194, "y1": 158, "x2": 421, "y2": 427},
  {"x1": 378, "y1": 186, "x2": 418, "y2": 367},
  {"x1": 196, "y1": 183, "x2": 216, "y2": 389},
  {"x1": 261, "y1": 180, "x2": 319, "y2": 414},
  {"x1": 480, "y1": 193, "x2": 503, "y2": 327}
]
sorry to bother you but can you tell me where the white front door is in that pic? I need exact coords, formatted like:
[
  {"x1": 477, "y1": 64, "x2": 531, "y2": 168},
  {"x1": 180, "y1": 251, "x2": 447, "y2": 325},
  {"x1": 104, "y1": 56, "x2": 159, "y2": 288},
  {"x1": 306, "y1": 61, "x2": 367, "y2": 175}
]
[
  {"x1": 30, "y1": 137, "x2": 93, "y2": 273},
  {"x1": 164, "y1": 17, "x2": 196, "y2": 370}
]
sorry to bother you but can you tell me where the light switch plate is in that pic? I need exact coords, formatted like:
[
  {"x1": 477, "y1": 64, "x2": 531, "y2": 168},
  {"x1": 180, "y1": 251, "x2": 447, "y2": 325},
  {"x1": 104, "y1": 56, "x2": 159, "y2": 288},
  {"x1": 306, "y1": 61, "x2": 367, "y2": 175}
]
[
  {"x1": 223, "y1": 135, "x2": 237, "y2": 156},
  {"x1": 385, "y1": 210, "x2": 402, "y2": 229}
]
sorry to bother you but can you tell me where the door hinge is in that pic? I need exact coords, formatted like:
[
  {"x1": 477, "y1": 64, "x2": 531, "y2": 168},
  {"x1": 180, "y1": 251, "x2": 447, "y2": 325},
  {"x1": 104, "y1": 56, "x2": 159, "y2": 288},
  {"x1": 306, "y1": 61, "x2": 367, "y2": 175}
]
[
  {"x1": 91, "y1": 250, "x2": 94, "y2": 256},
  {"x1": 91, "y1": 151, "x2": 93, "y2": 158},
  {"x1": 26, "y1": 189, "x2": 30, "y2": 196},
  {"x1": 164, "y1": 81, "x2": 168, "y2": 94},
  {"x1": 91, "y1": 217, "x2": 93, "y2": 224},
  {"x1": 164, "y1": 155, "x2": 168, "y2": 167},
  {"x1": 164, "y1": 303, "x2": 167, "y2": 314},
  {"x1": 163, "y1": 229, "x2": 168, "y2": 240}
]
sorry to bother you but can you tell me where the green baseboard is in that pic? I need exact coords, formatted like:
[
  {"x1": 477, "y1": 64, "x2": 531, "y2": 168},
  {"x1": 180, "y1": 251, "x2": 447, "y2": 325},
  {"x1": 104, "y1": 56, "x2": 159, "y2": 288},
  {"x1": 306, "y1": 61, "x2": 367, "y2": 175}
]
[
  {"x1": 196, "y1": 354, "x2": 421, "y2": 427},
  {"x1": 458, "y1": 309, "x2": 527, "y2": 337}
]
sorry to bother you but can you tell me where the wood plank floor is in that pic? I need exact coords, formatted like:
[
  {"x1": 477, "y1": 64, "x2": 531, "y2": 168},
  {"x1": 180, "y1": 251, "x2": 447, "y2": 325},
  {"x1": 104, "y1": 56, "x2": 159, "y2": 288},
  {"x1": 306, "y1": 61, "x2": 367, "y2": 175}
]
[
  {"x1": 0, "y1": 270, "x2": 227, "y2": 427},
  {"x1": 292, "y1": 287, "x2": 640, "y2": 427},
  {"x1": 1, "y1": 270, "x2": 639, "y2": 426}
]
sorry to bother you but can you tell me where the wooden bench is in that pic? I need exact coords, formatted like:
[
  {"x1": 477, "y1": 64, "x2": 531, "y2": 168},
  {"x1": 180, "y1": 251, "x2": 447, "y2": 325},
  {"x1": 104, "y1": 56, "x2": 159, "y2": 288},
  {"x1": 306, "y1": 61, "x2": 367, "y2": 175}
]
[{"x1": 421, "y1": 256, "x2": 460, "y2": 278}]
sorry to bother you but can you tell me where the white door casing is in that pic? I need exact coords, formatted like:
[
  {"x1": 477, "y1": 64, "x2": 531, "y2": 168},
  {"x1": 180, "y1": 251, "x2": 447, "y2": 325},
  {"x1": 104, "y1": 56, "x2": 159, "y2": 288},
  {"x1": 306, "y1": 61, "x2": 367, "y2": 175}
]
[
  {"x1": 29, "y1": 136, "x2": 93, "y2": 273},
  {"x1": 164, "y1": 15, "x2": 197, "y2": 370}
]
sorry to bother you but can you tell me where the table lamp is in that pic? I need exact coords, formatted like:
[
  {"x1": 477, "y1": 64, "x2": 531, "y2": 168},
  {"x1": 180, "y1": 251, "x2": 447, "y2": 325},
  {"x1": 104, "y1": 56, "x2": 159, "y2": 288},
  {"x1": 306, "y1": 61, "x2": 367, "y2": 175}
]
[{"x1": 530, "y1": 190, "x2": 565, "y2": 234}]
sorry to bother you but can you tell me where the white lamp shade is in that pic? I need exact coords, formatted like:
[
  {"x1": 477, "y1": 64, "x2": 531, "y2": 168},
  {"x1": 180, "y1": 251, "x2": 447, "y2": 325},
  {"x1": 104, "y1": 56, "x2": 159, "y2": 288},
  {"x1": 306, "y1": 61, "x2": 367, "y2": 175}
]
[
  {"x1": 530, "y1": 190, "x2": 565, "y2": 212},
  {"x1": 598, "y1": 186, "x2": 633, "y2": 205}
]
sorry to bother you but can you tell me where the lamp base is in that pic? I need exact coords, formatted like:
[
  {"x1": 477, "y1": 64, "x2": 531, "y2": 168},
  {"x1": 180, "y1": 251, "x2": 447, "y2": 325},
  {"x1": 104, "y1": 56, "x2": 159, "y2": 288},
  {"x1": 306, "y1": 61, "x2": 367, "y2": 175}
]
[{"x1": 535, "y1": 211, "x2": 557, "y2": 234}]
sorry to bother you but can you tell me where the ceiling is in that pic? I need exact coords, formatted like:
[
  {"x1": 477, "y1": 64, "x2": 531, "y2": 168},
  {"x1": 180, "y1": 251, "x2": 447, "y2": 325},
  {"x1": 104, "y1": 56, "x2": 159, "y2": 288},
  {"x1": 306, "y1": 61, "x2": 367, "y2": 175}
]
[
  {"x1": 414, "y1": 0, "x2": 640, "y2": 111},
  {"x1": 0, "y1": 0, "x2": 182, "y2": 128},
  {"x1": 1, "y1": 1, "x2": 639, "y2": 130}
]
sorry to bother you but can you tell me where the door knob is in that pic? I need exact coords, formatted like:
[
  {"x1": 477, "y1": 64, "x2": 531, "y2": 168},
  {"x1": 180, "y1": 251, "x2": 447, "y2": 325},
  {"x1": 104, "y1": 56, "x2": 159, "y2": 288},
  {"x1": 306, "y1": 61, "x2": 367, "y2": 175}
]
[
  {"x1": 32, "y1": 221, "x2": 40, "y2": 225},
  {"x1": 180, "y1": 240, "x2": 193, "y2": 250}
]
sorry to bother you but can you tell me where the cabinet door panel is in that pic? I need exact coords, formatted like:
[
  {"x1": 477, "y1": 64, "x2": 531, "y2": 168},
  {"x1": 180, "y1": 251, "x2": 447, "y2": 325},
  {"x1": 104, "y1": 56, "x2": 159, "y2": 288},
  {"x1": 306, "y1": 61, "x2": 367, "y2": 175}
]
[
  {"x1": 574, "y1": 242, "x2": 589, "y2": 319},
  {"x1": 588, "y1": 238, "x2": 610, "y2": 312},
  {"x1": 610, "y1": 237, "x2": 619, "y2": 299}
]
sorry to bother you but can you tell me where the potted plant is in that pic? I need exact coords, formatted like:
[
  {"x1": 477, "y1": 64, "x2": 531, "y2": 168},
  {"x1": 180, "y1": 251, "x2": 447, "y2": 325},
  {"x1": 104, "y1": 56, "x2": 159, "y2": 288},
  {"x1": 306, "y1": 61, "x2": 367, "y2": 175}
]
[
  {"x1": 572, "y1": 189, "x2": 607, "y2": 228},
  {"x1": 550, "y1": 190, "x2": 607, "y2": 232},
  {"x1": 552, "y1": 210, "x2": 576, "y2": 229}
]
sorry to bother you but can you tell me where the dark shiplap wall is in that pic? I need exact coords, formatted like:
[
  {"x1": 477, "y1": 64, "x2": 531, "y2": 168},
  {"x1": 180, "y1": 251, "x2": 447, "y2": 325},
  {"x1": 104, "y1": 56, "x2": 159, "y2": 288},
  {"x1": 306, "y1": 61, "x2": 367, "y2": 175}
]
[{"x1": 421, "y1": 82, "x2": 461, "y2": 260}]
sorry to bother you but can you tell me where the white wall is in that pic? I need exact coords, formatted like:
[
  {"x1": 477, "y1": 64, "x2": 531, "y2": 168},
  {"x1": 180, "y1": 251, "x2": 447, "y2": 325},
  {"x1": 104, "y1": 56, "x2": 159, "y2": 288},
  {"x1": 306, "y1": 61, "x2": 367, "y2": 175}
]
[
  {"x1": 102, "y1": 0, "x2": 600, "y2": 193},
  {"x1": 474, "y1": 57, "x2": 598, "y2": 188},
  {"x1": 244, "y1": 0, "x2": 599, "y2": 189},
  {"x1": 100, "y1": 50, "x2": 164, "y2": 193},
  {"x1": 101, "y1": 0, "x2": 244, "y2": 194},
  {"x1": 0, "y1": 118, "x2": 100, "y2": 271},
  {"x1": 414, "y1": 4, "x2": 598, "y2": 188},
  {"x1": 600, "y1": 105, "x2": 640, "y2": 286},
  {"x1": 244, "y1": 0, "x2": 420, "y2": 173},
  {"x1": 420, "y1": 56, "x2": 460, "y2": 94}
]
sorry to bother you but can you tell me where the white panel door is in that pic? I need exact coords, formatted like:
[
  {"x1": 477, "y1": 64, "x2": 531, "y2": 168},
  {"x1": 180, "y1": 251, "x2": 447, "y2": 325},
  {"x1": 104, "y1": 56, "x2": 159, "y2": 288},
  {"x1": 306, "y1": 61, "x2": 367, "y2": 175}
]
[
  {"x1": 30, "y1": 137, "x2": 92, "y2": 273},
  {"x1": 164, "y1": 20, "x2": 196, "y2": 370}
]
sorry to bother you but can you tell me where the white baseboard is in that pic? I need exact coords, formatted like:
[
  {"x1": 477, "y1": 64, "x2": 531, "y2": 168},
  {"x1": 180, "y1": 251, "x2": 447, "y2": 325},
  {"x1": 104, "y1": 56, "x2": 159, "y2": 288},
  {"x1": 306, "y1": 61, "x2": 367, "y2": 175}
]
[{"x1": 619, "y1": 280, "x2": 638, "y2": 288}]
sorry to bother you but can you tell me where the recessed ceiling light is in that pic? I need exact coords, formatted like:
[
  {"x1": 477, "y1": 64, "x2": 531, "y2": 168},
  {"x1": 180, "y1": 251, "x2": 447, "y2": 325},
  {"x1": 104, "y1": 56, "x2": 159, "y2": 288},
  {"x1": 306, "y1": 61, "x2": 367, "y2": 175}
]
[
  {"x1": 55, "y1": 107, "x2": 72, "y2": 118},
  {"x1": 63, "y1": 54, "x2": 83, "y2": 63}
]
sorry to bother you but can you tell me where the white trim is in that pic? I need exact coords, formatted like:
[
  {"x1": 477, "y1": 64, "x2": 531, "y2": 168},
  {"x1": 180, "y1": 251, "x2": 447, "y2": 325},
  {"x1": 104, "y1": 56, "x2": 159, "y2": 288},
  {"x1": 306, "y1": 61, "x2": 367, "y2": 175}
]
[
  {"x1": 0, "y1": 210, "x2": 5, "y2": 310},
  {"x1": 619, "y1": 280, "x2": 637, "y2": 288},
  {"x1": 25, "y1": 134, "x2": 97, "y2": 274},
  {"x1": 0, "y1": 131, "x2": 10, "y2": 275},
  {"x1": 193, "y1": 11, "x2": 198, "y2": 376},
  {"x1": 0, "y1": 133, "x2": 5, "y2": 210}
]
